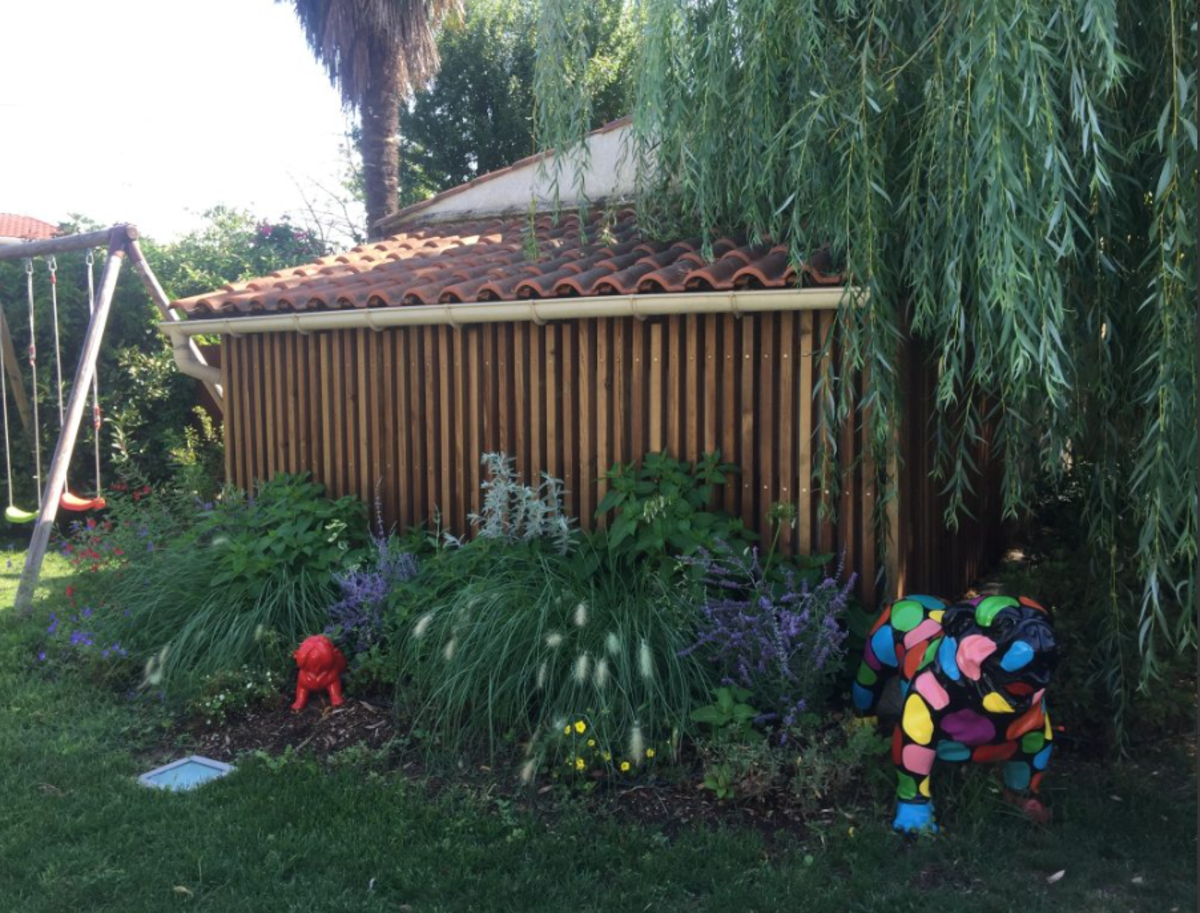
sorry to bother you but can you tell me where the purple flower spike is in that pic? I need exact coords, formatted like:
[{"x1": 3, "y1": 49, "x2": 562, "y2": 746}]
[{"x1": 681, "y1": 545, "x2": 855, "y2": 734}]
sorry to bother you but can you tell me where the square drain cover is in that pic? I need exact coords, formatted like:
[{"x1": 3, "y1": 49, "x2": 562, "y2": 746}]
[{"x1": 138, "y1": 756, "x2": 234, "y2": 791}]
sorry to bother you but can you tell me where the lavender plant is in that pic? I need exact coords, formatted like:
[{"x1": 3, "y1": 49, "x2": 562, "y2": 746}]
[
  {"x1": 683, "y1": 547, "x2": 855, "y2": 730},
  {"x1": 466, "y1": 452, "x2": 574, "y2": 554},
  {"x1": 327, "y1": 505, "x2": 420, "y2": 656}
]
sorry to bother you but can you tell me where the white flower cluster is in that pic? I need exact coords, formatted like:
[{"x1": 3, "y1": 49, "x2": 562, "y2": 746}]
[{"x1": 466, "y1": 452, "x2": 575, "y2": 554}]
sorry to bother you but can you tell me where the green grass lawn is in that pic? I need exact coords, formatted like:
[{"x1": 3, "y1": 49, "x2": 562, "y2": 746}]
[{"x1": 0, "y1": 554, "x2": 1195, "y2": 912}]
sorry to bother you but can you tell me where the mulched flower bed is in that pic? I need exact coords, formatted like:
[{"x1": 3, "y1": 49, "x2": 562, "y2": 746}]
[
  {"x1": 163, "y1": 693, "x2": 867, "y2": 845},
  {"x1": 183, "y1": 697, "x2": 402, "y2": 764}
]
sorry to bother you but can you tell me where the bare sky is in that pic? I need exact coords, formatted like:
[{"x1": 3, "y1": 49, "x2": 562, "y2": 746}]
[{"x1": 0, "y1": 0, "x2": 364, "y2": 242}]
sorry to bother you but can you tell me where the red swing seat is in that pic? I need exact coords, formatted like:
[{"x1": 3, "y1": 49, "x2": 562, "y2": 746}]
[{"x1": 60, "y1": 490, "x2": 106, "y2": 512}]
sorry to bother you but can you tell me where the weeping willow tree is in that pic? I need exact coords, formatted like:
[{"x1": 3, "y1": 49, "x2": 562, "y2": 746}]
[{"x1": 535, "y1": 0, "x2": 1197, "y2": 716}]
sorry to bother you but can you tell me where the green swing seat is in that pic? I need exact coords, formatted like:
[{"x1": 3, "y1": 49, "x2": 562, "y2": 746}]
[{"x1": 4, "y1": 504, "x2": 37, "y2": 524}]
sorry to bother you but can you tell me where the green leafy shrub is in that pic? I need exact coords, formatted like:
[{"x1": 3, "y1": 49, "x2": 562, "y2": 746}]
[
  {"x1": 592, "y1": 451, "x2": 755, "y2": 572},
  {"x1": 188, "y1": 665, "x2": 287, "y2": 726},
  {"x1": 697, "y1": 716, "x2": 888, "y2": 807},
  {"x1": 69, "y1": 473, "x2": 366, "y2": 695}
]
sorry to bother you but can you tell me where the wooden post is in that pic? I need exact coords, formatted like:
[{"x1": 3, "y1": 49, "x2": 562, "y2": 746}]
[
  {"x1": 0, "y1": 225, "x2": 135, "y2": 262},
  {"x1": 13, "y1": 240, "x2": 126, "y2": 613},
  {"x1": 125, "y1": 239, "x2": 222, "y2": 407},
  {"x1": 0, "y1": 306, "x2": 31, "y2": 432}
]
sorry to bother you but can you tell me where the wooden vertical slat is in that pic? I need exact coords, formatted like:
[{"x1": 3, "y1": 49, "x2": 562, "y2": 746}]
[
  {"x1": 703, "y1": 315, "x2": 718, "y2": 456},
  {"x1": 381, "y1": 327, "x2": 397, "y2": 527},
  {"x1": 284, "y1": 334, "x2": 298, "y2": 474},
  {"x1": 759, "y1": 313, "x2": 776, "y2": 528},
  {"x1": 452, "y1": 327, "x2": 467, "y2": 527},
  {"x1": 436, "y1": 326, "x2": 452, "y2": 525},
  {"x1": 423, "y1": 327, "x2": 440, "y2": 520},
  {"x1": 222, "y1": 339, "x2": 234, "y2": 484},
  {"x1": 513, "y1": 322, "x2": 528, "y2": 477},
  {"x1": 261, "y1": 334, "x2": 277, "y2": 479},
  {"x1": 685, "y1": 314, "x2": 699, "y2": 460},
  {"x1": 408, "y1": 327, "x2": 426, "y2": 529},
  {"x1": 528, "y1": 323, "x2": 543, "y2": 484},
  {"x1": 817, "y1": 312, "x2": 837, "y2": 555},
  {"x1": 778, "y1": 311, "x2": 795, "y2": 553},
  {"x1": 667, "y1": 315, "x2": 682, "y2": 456},
  {"x1": 544, "y1": 323, "x2": 559, "y2": 481},
  {"x1": 274, "y1": 335, "x2": 288, "y2": 477},
  {"x1": 578, "y1": 319, "x2": 594, "y2": 523},
  {"x1": 561, "y1": 323, "x2": 576, "y2": 517},
  {"x1": 722, "y1": 316, "x2": 737, "y2": 513},
  {"x1": 250, "y1": 336, "x2": 268, "y2": 489},
  {"x1": 740, "y1": 315, "x2": 755, "y2": 525},
  {"x1": 595, "y1": 319, "x2": 610, "y2": 508},
  {"x1": 466, "y1": 326, "x2": 483, "y2": 518},
  {"x1": 648, "y1": 321, "x2": 663, "y2": 454},
  {"x1": 630, "y1": 318, "x2": 645, "y2": 463},
  {"x1": 497, "y1": 324, "x2": 511, "y2": 457},
  {"x1": 611, "y1": 318, "x2": 625, "y2": 474},
  {"x1": 798, "y1": 312, "x2": 814, "y2": 555},
  {"x1": 357, "y1": 329, "x2": 373, "y2": 505}
]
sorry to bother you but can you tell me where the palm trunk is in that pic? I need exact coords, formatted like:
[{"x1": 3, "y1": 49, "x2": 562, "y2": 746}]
[{"x1": 361, "y1": 47, "x2": 403, "y2": 239}]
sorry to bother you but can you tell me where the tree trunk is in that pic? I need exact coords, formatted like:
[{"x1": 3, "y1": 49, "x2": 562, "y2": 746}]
[{"x1": 361, "y1": 46, "x2": 403, "y2": 239}]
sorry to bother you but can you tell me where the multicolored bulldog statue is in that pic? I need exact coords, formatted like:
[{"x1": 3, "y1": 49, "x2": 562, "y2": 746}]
[{"x1": 853, "y1": 594, "x2": 1058, "y2": 833}]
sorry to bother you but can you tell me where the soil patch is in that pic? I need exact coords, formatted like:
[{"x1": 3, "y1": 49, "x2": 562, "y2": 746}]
[{"x1": 182, "y1": 696, "x2": 402, "y2": 764}]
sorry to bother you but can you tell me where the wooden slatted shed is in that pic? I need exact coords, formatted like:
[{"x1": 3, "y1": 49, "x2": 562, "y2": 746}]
[{"x1": 167, "y1": 124, "x2": 1005, "y2": 605}]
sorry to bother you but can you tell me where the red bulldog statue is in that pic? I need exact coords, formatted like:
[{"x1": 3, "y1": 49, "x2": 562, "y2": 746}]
[{"x1": 291, "y1": 634, "x2": 347, "y2": 711}]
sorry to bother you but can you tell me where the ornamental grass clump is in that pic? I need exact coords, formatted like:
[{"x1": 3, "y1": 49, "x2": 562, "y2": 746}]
[
  {"x1": 405, "y1": 542, "x2": 714, "y2": 777},
  {"x1": 683, "y1": 547, "x2": 855, "y2": 730}
]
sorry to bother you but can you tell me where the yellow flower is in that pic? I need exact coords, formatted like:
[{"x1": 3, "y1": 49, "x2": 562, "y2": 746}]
[
  {"x1": 602, "y1": 751, "x2": 612, "y2": 762},
  {"x1": 620, "y1": 761, "x2": 631, "y2": 772},
  {"x1": 587, "y1": 739, "x2": 596, "y2": 747},
  {"x1": 575, "y1": 757, "x2": 586, "y2": 771},
  {"x1": 645, "y1": 748, "x2": 656, "y2": 759},
  {"x1": 574, "y1": 720, "x2": 587, "y2": 734},
  {"x1": 563, "y1": 725, "x2": 572, "y2": 735}
]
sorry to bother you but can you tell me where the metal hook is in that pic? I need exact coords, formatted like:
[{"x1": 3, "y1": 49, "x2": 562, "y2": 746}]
[
  {"x1": 47, "y1": 256, "x2": 57, "y2": 274},
  {"x1": 23, "y1": 259, "x2": 33, "y2": 276}
]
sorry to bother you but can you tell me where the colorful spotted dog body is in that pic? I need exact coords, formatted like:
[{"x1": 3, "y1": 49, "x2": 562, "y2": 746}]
[{"x1": 853, "y1": 594, "x2": 1058, "y2": 833}]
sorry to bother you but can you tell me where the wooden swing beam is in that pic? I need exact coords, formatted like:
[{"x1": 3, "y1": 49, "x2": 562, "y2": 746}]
[{"x1": 5, "y1": 224, "x2": 217, "y2": 613}]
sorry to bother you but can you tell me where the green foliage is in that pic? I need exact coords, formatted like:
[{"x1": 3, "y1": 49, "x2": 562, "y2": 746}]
[
  {"x1": 398, "y1": 0, "x2": 633, "y2": 204},
  {"x1": 0, "y1": 209, "x2": 328, "y2": 520},
  {"x1": 592, "y1": 451, "x2": 754, "y2": 572},
  {"x1": 690, "y1": 686, "x2": 761, "y2": 741},
  {"x1": 67, "y1": 472, "x2": 365, "y2": 694},
  {"x1": 698, "y1": 716, "x2": 888, "y2": 807},
  {"x1": 196, "y1": 473, "x2": 366, "y2": 592},
  {"x1": 534, "y1": 0, "x2": 1198, "y2": 707},
  {"x1": 187, "y1": 665, "x2": 286, "y2": 726},
  {"x1": 401, "y1": 539, "x2": 715, "y2": 775}
]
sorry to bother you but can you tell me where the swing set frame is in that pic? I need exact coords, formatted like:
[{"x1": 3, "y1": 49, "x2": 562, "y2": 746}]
[{"x1": 0, "y1": 224, "x2": 218, "y2": 613}]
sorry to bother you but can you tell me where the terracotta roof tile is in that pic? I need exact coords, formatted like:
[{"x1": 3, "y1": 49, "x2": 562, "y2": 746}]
[
  {"x1": 172, "y1": 211, "x2": 844, "y2": 318},
  {"x1": 0, "y1": 214, "x2": 58, "y2": 241}
]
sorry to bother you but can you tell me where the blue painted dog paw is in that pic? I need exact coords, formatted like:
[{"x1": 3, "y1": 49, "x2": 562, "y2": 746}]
[{"x1": 893, "y1": 800, "x2": 939, "y2": 834}]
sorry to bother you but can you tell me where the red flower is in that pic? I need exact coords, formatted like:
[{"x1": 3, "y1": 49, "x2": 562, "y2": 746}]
[{"x1": 65, "y1": 585, "x2": 75, "y2": 599}]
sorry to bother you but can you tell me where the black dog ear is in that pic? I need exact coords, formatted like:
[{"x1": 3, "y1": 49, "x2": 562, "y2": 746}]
[{"x1": 940, "y1": 603, "x2": 980, "y2": 638}]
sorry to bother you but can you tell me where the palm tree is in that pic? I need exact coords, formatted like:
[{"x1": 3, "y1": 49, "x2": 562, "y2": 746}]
[{"x1": 282, "y1": 0, "x2": 461, "y2": 237}]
